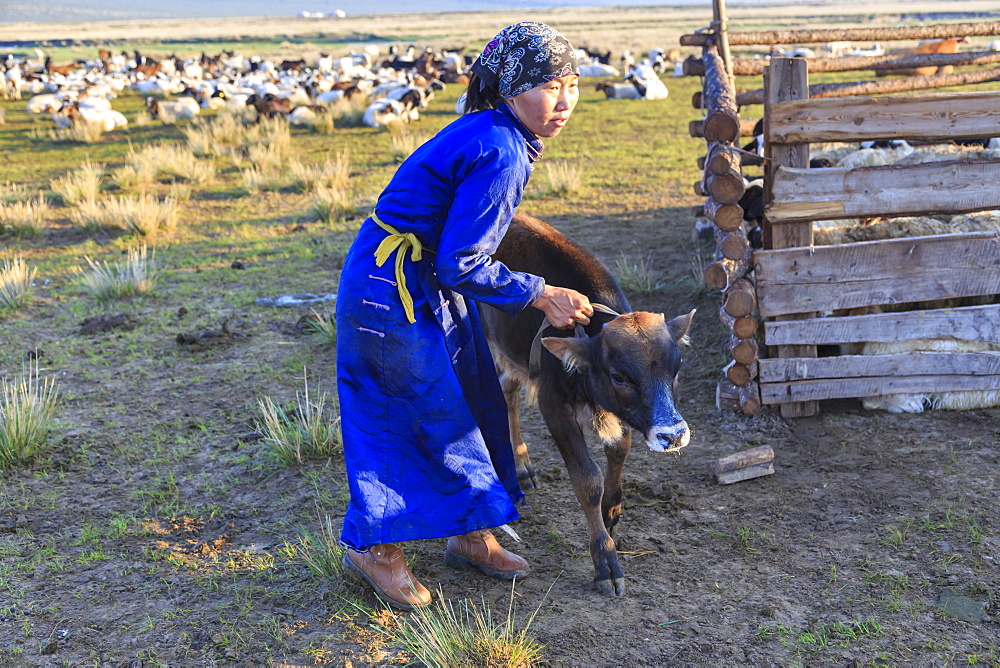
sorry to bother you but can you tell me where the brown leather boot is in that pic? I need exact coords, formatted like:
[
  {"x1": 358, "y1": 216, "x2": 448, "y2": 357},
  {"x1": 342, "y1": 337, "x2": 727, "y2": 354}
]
[
  {"x1": 342, "y1": 543, "x2": 432, "y2": 609},
  {"x1": 444, "y1": 529, "x2": 531, "y2": 579}
]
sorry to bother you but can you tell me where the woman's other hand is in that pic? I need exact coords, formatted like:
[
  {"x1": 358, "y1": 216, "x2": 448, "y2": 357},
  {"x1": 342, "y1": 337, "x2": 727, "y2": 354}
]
[{"x1": 531, "y1": 284, "x2": 593, "y2": 329}]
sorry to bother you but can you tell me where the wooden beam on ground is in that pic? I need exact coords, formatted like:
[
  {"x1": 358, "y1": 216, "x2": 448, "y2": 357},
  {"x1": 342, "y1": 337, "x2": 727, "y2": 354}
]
[
  {"x1": 768, "y1": 90, "x2": 1000, "y2": 144},
  {"x1": 680, "y1": 21, "x2": 1000, "y2": 47},
  {"x1": 731, "y1": 68, "x2": 1000, "y2": 107},
  {"x1": 760, "y1": 370, "x2": 1000, "y2": 404},
  {"x1": 763, "y1": 304, "x2": 1000, "y2": 346},
  {"x1": 766, "y1": 159, "x2": 1000, "y2": 224},
  {"x1": 686, "y1": 50, "x2": 1000, "y2": 76},
  {"x1": 754, "y1": 232, "x2": 1000, "y2": 318}
]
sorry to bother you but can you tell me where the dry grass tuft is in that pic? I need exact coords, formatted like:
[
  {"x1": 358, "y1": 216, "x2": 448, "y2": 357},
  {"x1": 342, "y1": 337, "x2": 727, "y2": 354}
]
[
  {"x1": 614, "y1": 250, "x2": 666, "y2": 295},
  {"x1": 327, "y1": 95, "x2": 368, "y2": 128},
  {"x1": 51, "y1": 160, "x2": 104, "y2": 206},
  {"x1": 390, "y1": 127, "x2": 428, "y2": 163},
  {"x1": 182, "y1": 113, "x2": 251, "y2": 157},
  {"x1": 1, "y1": 182, "x2": 33, "y2": 204},
  {"x1": 157, "y1": 145, "x2": 216, "y2": 184},
  {"x1": 546, "y1": 159, "x2": 583, "y2": 194},
  {"x1": 0, "y1": 361, "x2": 59, "y2": 471},
  {"x1": 109, "y1": 195, "x2": 179, "y2": 237},
  {"x1": 289, "y1": 153, "x2": 352, "y2": 193},
  {"x1": 380, "y1": 581, "x2": 547, "y2": 667},
  {"x1": 289, "y1": 513, "x2": 345, "y2": 579},
  {"x1": 0, "y1": 255, "x2": 36, "y2": 311},
  {"x1": 312, "y1": 186, "x2": 354, "y2": 223},
  {"x1": 1, "y1": 196, "x2": 49, "y2": 238},
  {"x1": 256, "y1": 370, "x2": 342, "y2": 465},
  {"x1": 79, "y1": 245, "x2": 160, "y2": 301}
]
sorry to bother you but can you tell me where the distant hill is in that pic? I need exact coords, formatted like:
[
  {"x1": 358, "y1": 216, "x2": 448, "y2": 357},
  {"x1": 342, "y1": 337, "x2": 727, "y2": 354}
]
[{"x1": 1, "y1": 0, "x2": 695, "y2": 23}]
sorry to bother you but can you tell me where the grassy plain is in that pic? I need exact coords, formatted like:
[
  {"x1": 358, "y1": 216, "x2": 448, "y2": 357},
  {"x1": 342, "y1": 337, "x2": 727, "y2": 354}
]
[{"x1": 2, "y1": 1, "x2": 1000, "y2": 665}]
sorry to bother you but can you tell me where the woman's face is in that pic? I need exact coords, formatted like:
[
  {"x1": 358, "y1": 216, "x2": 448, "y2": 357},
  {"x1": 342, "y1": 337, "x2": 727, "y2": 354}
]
[{"x1": 505, "y1": 74, "x2": 580, "y2": 138}]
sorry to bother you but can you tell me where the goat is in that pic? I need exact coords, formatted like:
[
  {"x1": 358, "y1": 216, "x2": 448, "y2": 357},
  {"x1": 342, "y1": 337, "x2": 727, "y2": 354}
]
[{"x1": 362, "y1": 98, "x2": 409, "y2": 128}]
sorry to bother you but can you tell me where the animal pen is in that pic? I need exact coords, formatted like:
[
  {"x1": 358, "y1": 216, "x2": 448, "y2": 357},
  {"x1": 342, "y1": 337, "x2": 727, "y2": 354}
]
[{"x1": 681, "y1": 2, "x2": 1000, "y2": 418}]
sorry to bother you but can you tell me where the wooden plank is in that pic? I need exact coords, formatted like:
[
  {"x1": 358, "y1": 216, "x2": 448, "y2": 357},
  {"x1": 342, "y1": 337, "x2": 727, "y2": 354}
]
[
  {"x1": 754, "y1": 232, "x2": 1000, "y2": 317},
  {"x1": 688, "y1": 50, "x2": 1000, "y2": 77},
  {"x1": 760, "y1": 373, "x2": 1000, "y2": 404},
  {"x1": 681, "y1": 21, "x2": 1000, "y2": 47},
  {"x1": 767, "y1": 160, "x2": 1000, "y2": 223},
  {"x1": 730, "y1": 69, "x2": 1000, "y2": 107},
  {"x1": 769, "y1": 91, "x2": 1000, "y2": 144},
  {"x1": 764, "y1": 304, "x2": 1000, "y2": 346},
  {"x1": 760, "y1": 351, "x2": 1000, "y2": 383},
  {"x1": 764, "y1": 57, "x2": 817, "y2": 418}
]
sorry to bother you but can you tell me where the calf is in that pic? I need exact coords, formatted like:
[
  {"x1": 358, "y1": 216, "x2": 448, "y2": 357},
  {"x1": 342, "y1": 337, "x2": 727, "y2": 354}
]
[{"x1": 482, "y1": 214, "x2": 694, "y2": 597}]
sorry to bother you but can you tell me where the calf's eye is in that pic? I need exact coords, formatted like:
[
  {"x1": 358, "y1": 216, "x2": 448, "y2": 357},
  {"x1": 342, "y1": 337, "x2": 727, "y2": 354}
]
[{"x1": 610, "y1": 372, "x2": 627, "y2": 386}]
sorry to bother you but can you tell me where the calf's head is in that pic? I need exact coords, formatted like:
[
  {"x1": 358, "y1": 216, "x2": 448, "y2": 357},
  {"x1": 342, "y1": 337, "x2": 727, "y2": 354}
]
[{"x1": 542, "y1": 310, "x2": 696, "y2": 452}]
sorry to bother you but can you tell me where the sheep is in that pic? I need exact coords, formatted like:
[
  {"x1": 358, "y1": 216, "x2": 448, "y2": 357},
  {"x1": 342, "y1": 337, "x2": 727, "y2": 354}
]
[
  {"x1": 595, "y1": 80, "x2": 642, "y2": 100},
  {"x1": 65, "y1": 102, "x2": 128, "y2": 131},
  {"x1": 4, "y1": 65, "x2": 22, "y2": 100},
  {"x1": 27, "y1": 92, "x2": 66, "y2": 115},
  {"x1": 146, "y1": 96, "x2": 200, "y2": 122},
  {"x1": 579, "y1": 63, "x2": 620, "y2": 78},
  {"x1": 861, "y1": 339, "x2": 1000, "y2": 413},
  {"x1": 284, "y1": 106, "x2": 319, "y2": 126}
]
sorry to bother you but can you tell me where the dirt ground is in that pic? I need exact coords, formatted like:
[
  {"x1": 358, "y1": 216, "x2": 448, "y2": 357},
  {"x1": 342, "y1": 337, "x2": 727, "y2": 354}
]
[{"x1": 1, "y1": 201, "x2": 997, "y2": 666}]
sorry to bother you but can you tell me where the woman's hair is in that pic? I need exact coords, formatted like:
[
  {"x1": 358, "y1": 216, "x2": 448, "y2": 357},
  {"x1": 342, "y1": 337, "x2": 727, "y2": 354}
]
[{"x1": 463, "y1": 73, "x2": 504, "y2": 114}]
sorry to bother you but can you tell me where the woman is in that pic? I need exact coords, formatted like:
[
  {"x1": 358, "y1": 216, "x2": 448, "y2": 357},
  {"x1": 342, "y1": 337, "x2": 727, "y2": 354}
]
[{"x1": 336, "y1": 22, "x2": 593, "y2": 609}]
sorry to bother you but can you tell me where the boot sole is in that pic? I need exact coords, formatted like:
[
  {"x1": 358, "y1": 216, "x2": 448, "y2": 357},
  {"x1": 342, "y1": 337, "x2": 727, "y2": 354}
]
[
  {"x1": 443, "y1": 549, "x2": 531, "y2": 580},
  {"x1": 341, "y1": 553, "x2": 430, "y2": 610}
]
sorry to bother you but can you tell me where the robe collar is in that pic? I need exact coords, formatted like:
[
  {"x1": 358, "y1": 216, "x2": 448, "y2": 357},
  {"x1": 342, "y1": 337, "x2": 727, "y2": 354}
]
[{"x1": 497, "y1": 102, "x2": 544, "y2": 163}]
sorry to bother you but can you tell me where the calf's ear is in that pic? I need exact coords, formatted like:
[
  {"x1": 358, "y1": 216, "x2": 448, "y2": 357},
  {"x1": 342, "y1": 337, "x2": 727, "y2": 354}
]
[
  {"x1": 541, "y1": 336, "x2": 592, "y2": 372},
  {"x1": 666, "y1": 309, "x2": 696, "y2": 345}
]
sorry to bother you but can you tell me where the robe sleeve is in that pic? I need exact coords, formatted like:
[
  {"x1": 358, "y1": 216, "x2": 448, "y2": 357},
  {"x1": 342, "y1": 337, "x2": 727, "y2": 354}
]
[{"x1": 433, "y1": 147, "x2": 545, "y2": 317}]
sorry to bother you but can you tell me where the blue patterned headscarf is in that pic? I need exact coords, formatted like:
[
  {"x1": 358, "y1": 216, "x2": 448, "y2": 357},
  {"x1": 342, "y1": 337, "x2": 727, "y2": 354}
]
[{"x1": 471, "y1": 22, "x2": 579, "y2": 99}]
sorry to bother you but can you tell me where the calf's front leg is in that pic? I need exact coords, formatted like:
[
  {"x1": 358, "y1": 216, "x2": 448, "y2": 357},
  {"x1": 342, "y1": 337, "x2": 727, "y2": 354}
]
[
  {"x1": 602, "y1": 430, "x2": 632, "y2": 535},
  {"x1": 499, "y1": 369, "x2": 537, "y2": 489},
  {"x1": 540, "y1": 397, "x2": 625, "y2": 597}
]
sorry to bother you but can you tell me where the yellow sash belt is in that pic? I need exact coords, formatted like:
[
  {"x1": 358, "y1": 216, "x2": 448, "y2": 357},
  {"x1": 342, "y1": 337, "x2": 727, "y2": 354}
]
[{"x1": 372, "y1": 213, "x2": 424, "y2": 324}]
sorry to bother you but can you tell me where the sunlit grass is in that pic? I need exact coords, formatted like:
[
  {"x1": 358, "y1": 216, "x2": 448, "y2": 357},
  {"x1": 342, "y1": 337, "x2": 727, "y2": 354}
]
[
  {"x1": 289, "y1": 513, "x2": 345, "y2": 578},
  {"x1": 0, "y1": 361, "x2": 59, "y2": 471},
  {"x1": 545, "y1": 159, "x2": 582, "y2": 195},
  {"x1": 0, "y1": 255, "x2": 36, "y2": 311},
  {"x1": 106, "y1": 195, "x2": 179, "y2": 237},
  {"x1": 0, "y1": 195, "x2": 48, "y2": 237},
  {"x1": 614, "y1": 250, "x2": 666, "y2": 295},
  {"x1": 79, "y1": 245, "x2": 160, "y2": 301},
  {"x1": 312, "y1": 186, "x2": 354, "y2": 223},
  {"x1": 256, "y1": 370, "x2": 342, "y2": 465},
  {"x1": 390, "y1": 127, "x2": 429, "y2": 163},
  {"x1": 50, "y1": 160, "x2": 104, "y2": 205},
  {"x1": 380, "y1": 581, "x2": 548, "y2": 667}
]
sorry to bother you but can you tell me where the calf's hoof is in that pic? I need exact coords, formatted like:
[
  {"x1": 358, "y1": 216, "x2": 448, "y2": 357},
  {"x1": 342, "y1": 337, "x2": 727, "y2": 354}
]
[
  {"x1": 517, "y1": 468, "x2": 538, "y2": 491},
  {"x1": 594, "y1": 576, "x2": 626, "y2": 597}
]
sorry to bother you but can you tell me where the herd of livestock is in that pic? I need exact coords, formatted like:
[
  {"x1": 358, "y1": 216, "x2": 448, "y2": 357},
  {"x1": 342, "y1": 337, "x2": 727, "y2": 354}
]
[{"x1": 0, "y1": 42, "x2": 687, "y2": 134}]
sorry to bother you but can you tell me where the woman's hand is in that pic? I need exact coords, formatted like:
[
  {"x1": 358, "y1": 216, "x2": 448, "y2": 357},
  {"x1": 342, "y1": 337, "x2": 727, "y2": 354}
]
[{"x1": 531, "y1": 284, "x2": 594, "y2": 329}]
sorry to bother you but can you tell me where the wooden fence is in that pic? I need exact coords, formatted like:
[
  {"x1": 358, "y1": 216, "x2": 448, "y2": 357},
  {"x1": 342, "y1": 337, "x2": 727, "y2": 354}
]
[{"x1": 683, "y1": 3, "x2": 1000, "y2": 418}]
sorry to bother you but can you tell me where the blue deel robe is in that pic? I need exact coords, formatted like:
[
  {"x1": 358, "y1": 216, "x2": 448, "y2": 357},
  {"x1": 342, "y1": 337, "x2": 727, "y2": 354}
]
[{"x1": 336, "y1": 103, "x2": 546, "y2": 550}]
